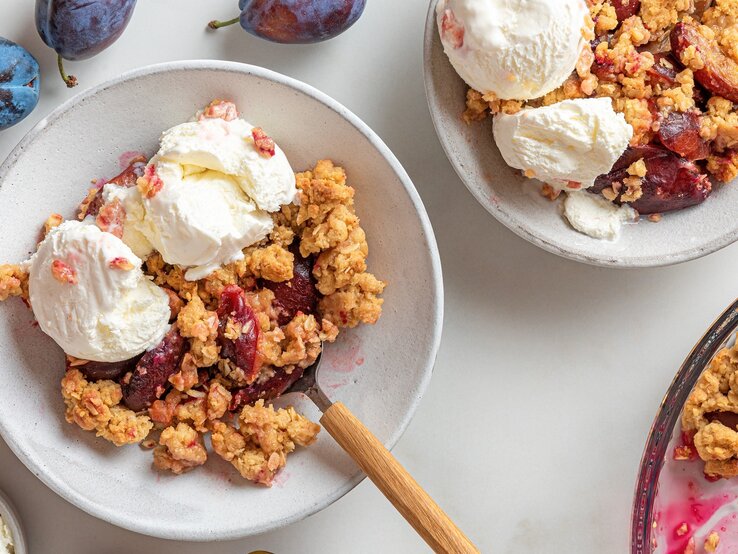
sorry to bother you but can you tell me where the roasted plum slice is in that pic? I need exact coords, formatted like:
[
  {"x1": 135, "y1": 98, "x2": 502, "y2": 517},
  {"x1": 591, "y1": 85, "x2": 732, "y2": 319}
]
[
  {"x1": 229, "y1": 367, "x2": 305, "y2": 412},
  {"x1": 646, "y1": 53, "x2": 679, "y2": 88},
  {"x1": 217, "y1": 285, "x2": 261, "y2": 383},
  {"x1": 85, "y1": 155, "x2": 146, "y2": 218},
  {"x1": 657, "y1": 111, "x2": 710, "y2": 160},
  {"x1": 263, "y1": 249, "x2": 318, "y2": 326},
  {"x1": 612, "y1": 0, "x2": 641, "y2": 21},
  {"x1": 592, "y1": 145, "x2": 711, "y2": 214},
  {"x1": 671, "y1": 21, "x2": 738, "y2": 103},
  {"x1": 121, "y1": 325, "x2": 187, "y2": 411},
  {"x1": 70, "y1": 355, "x2": 141, "y2": 381}
]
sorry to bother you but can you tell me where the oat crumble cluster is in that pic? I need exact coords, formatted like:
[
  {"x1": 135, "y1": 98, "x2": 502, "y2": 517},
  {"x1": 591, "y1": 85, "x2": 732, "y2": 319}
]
[
  {"x1": 0, "y1": 154, "x2": 384, "y2": 487},
  {"x1": 463, "y1": 0, "x2": 738, "y2": 209},
  {"x1": 682, "y1": 337, "x2": 738, "y2": 478}
]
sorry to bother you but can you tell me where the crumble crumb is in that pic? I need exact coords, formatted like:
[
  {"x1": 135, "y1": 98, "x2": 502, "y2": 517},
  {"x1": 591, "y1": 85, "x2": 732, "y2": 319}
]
[
  {"x1": 705, "y1": 530, "x2": 720, "y2": 552},
  {"x1": 211, "y1": 400, "x2": 319, "y2": 486},
  {"x1": 153, "y1": 422, "x2": 207, "y2": 474},
  {"x1": 0, "y1": 265, "x2": 28, "y2": 302},
  {"x1": 61, "y1": 369, "x2": 152, "y2": 446},
  {"x1": 682, "y1": 336, "x2": 738, "y2": 477}
]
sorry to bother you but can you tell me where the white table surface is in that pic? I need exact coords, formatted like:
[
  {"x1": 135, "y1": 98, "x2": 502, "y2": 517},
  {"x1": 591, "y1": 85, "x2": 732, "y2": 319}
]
[{"x1": 0, "y1": 1, "x2": 734, "y2": 552}]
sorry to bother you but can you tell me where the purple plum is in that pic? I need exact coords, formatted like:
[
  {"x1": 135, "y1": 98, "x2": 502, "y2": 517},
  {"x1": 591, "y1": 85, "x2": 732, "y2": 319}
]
[
  {"x1": 0, "y1": 38, "x2": 40, "y2": 130},
  {"x1": 35, "y1": 0, "x2": 137, "y2": 87},
  {"x1": 209, "y1": 0, "x2": 366, "y2": 44}
]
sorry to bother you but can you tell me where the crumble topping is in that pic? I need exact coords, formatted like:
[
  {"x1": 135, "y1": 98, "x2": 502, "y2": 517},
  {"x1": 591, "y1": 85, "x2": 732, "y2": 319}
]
[
  {"x1": 211, "y1": 399, "x2": 320, "y2": 486},
  {"x1": 2, "y1": 156, "x2": 383, "y2": 486},
  {"x1": 682, "y1": 337, "x2": 738, "y2": 478},
  {"x1": 61, "y1": 369, "x2": 153, "y2": 446},
  {"x1": 153, "y1": 422, "x2": 208, "y2": 474},
  {"x1": 705, "y1": 530, "x2": 721, "y2": 552}
]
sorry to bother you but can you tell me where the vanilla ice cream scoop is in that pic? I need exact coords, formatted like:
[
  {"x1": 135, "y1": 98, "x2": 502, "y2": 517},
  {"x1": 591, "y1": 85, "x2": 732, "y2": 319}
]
[
  {"x1": 437, "y1": 0, "x2": 591, "y2": 100},
  {"x1": 106, "y1": 159, "x2": 273, "y2": 281},
  {"x1": 105, "y1": 108, "x2": 297, "y2": 281},
  {"x1": 157, "y1": 116, "x2": 297, "y2": 212},
  {"x1": 493, "y1": 98, "x2": 633, "y2": 189},
  {"x1": 28, "y1": 220, "x2": 170, "y2": 363}
]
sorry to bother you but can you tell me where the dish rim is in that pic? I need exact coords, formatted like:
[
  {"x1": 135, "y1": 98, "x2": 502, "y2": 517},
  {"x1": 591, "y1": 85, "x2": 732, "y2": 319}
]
[
  {"x1": 0, "y1": 488, "x2": 26, "y2": 554},
  {"x1": 0, "y1": 59, "x2": 444, "y2": 541},
  {"x1": 630, "y1": 298, "x2": 738, "y2": 552},
  {"x1": 422, "y1": 0, "x2": 738, "y2": 268}
]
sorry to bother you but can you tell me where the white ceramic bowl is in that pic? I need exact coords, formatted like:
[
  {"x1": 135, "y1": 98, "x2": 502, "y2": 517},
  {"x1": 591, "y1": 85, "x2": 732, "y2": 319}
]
[
  {"x1": 0, "y1": 61, "x2": 443, "y2": 541},
  {"x1": 423, "y1": 1, "x2": 738, "y2": 267},
  {"x1": 0, "y1": 489, "x2": 26, "y2": 554}
]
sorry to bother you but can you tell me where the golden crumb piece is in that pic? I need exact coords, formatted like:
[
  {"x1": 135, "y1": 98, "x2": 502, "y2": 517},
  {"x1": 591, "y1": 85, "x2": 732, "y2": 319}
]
[
  {"x1": 61, "y1": 369, "x2": 152, "y2": 446},
  {"x1": 592, "y1": 1, "x2": 618, "y2": 34},
  {"x1": 705, "y1": 530, "x2": 720, "y2": 552},
  {"x1": 0, "y1": 264, "x2": 28, "y2": 302},
  {"x1": 318, "y1": 273, "x2": 385, "y2": 328},
  {"x1": 620, "y1": 176, "x2": 644, "y2": 203},
  {"x1": 77, "y1": 188, "x2": 98, "y2": 220},
  {"x1": 703, "y1": 0, "x2": 738, "y2": 64},
  {"x1": 682, "y1": 337, "x2": 738, "y2": 477},
  {"x1": 175, "y1": 397, "x2": 209, "y2": 432},
  {"x1": 148, "y1": 390, "x2": 184, "y2": 427},
  {"x1": 707, "y1": 149, "x2": 738, "y2": 182},
  {"x1": 293, "y1": 161, "x2": 358, "y2": 257},
  {"x1": 313, "y1": 226, "x2": 368, "y2": 296},
  {"x1": 694, "y1": 421, "x2": 738, "y2": 460},
  {"x1": 211, "y1": 400, "x2": 319, "y2": 486},
  {"x1": 640, "y1": 0, "x2": 693, "y2": 36},
  {"x1": 177, "y1": 296, "x2": 218, "y2": 344},
  {"x1": 648, "y1": 213, "x2": 663, "y2": 222},
  {"x1": 261, "y1": 313, "x2": 327, "y2": 369},
  {"x1": 247, "y1": 244, "x2": 294, "y2": 282},
  {"x1": 153, "y1": 422, "x2": 207, "y2": 474},
  {"x1": 42, "y1": 213, "x2": 63, "y2": 238},
  {"x1": 463, "y1": 89, "x2": 490, "y2": 123},
  {"x1": 168, "y1": 353, "x2": 199, "y2": 392},
  {"x1": 206, "y1": 381, "x2": 232, "y2": 420},
  {"x1": 627, "y1": 159, "x2": 648, "y2": 177},
  {"x1": 540, "y1": 184, "x2": 561, "y2": 201}
]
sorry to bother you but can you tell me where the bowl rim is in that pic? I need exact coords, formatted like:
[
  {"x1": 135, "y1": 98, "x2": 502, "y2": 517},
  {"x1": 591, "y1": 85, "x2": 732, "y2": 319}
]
[
  {"x1": 0, "y1": 59, "x2": 444, "y2": 541},
  {"x1": 422, "y1": 0, "x2": 738, "y2": 268},
  {"x1": 630, "y1": 298, "x2": 738, "y2": 553},
  {"x1": 0, "y1": 488, "x2": 27, "y2": 554}
]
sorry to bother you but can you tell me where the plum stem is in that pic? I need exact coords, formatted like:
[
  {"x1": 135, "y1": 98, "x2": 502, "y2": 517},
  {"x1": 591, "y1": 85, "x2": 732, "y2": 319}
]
[
  {"x1": 208, "y1": 16, "x2": 240, "y2": 30},
  {"x1": 57, "y1": 55, "x2": 77, "y2": 88}
]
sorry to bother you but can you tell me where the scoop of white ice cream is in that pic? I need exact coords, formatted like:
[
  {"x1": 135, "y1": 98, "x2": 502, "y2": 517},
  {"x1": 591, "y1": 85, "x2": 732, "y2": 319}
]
[
  {"x1": 28, "y1": 220, "x2": 170, "y2": 362},
  {"x1": 437, "y1": 0, "x2": 591, "y2": 100},
  {"x1": 106, "y1": 159, "x2": 273, "y2": 281},
  {"x1": 157, "y1": 117, "x2": 297, "y2": 212},
  {"x1": 493, "y1": 98, "x2": 633, "y2": 189},
  {"x1": 563, "y1": 191, "x2": 637, "y2": 240}
]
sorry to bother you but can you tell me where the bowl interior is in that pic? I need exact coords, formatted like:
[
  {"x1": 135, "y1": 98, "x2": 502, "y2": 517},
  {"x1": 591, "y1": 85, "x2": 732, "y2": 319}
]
[
  {"x1": 0, "y1": 61, "x2": 442, "y2": 541},
  {"x1": 423, "y1": 2, "x2": 738, "y2": 267}
]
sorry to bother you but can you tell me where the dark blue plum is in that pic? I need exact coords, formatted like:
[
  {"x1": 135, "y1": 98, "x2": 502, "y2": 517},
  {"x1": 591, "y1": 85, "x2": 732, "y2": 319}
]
[
  {"x1": 210, "y1": 0, "x2": 366, "y2": 44},
  {"x1": 0, "y1": 38, "x2": 40, "y2": 131},
  {"x1": 35, "y1": 0, "x2": 137, "y2": 87}
]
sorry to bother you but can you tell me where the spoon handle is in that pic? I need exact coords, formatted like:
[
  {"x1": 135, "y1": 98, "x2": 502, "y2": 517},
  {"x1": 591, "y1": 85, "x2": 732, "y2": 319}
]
[{"x1": 320, "y1": 402, "x2": 479, "y2": 554}]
